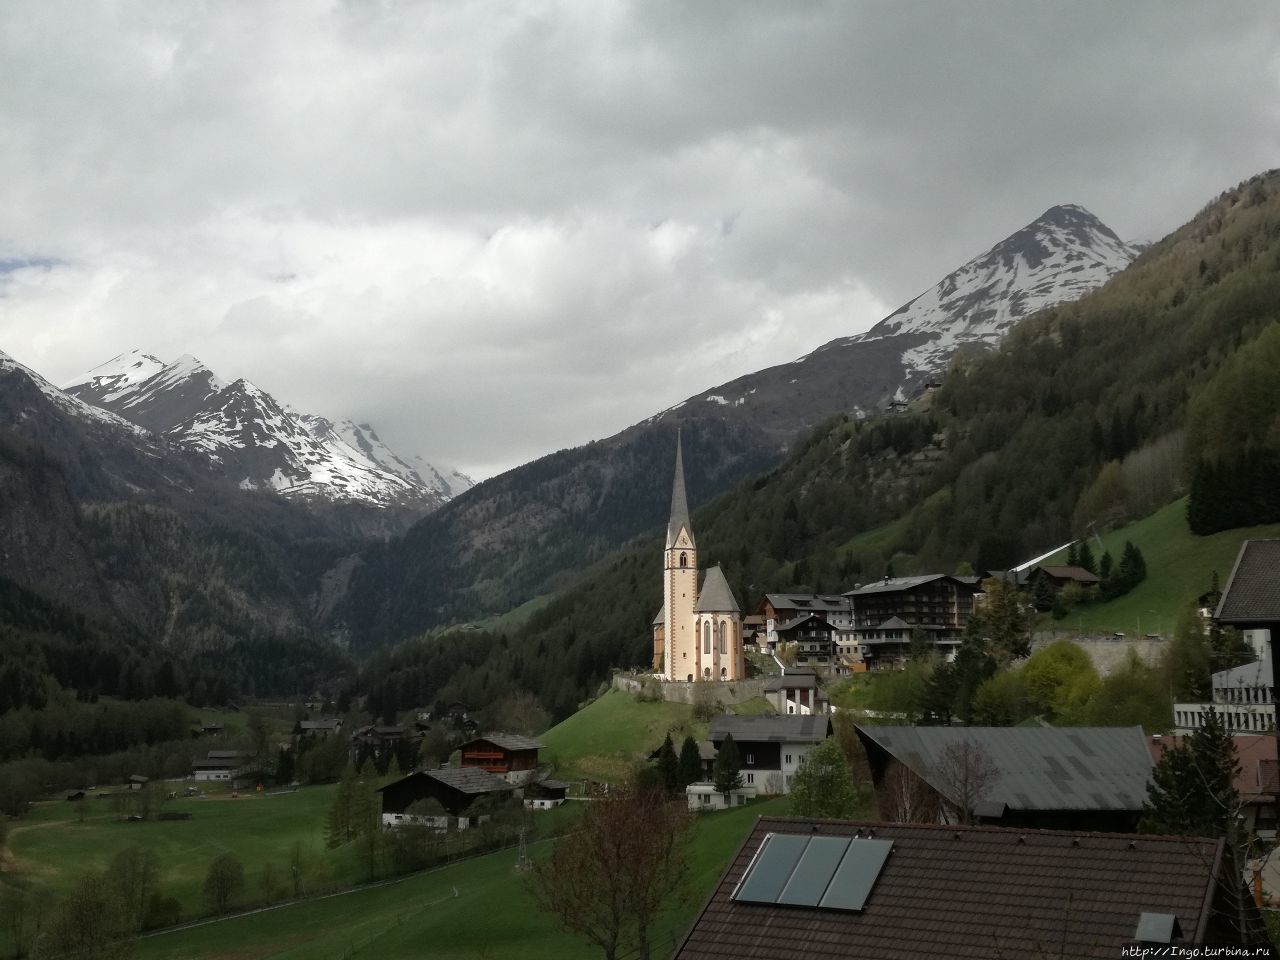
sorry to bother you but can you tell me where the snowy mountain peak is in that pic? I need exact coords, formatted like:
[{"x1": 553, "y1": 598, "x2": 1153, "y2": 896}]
[
  {"x1": 844, "y1": 203, "x2": 1138, "y2": 378},
  {"x1": 64, "y1": 351, "x2": 464, "y2": 511},
  {"x1": 2, "y1": 347, "x2": 146, "y2": 435}
]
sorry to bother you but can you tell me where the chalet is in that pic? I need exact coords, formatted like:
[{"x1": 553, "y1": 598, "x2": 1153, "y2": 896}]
[
  {"x1": 293, "y1": 718, "x2": 343, "y2": 740},
  {"x1": 741, "y1": 614, "x2": 765, "y2": 651},
  {"x1": 523, "y1": 779, "x2": 568, "y2": 810},
  {"x1": 774, "y1": 614, "x2": 837, "y2": 667},
  {"x1": 757, "y1": 594, "x2": 852, "y2": 652},
  {"x1": 457, "y1": 734, "x2": 542, "y2": 784},
  {"x1": 762, "y1": 670, "x2": 830, "y2": 716},
  {"x1": 856, "y1": 725, "x2": 1153, "y2": 832},
  {"x1": 1023, "y1": 564, "x2": 1101, "y2": 592},
  {"x1": 1151, "y1": 733, "x2": 1278, "y2": 839},
  {"x1": 1215, "y1": 540, "x2": 1280, "y2": 699},
  {"x1": 671, "y1": 817, "x2": 1269, "y2": 959},
  {"x1": 707, "y1": 715, "x2": 831, "y2": 795},
  {"x1": 377, "y1": 767, "x2": 513, "y2": 822},
  {"x1": 127, "y1": 775, "x2": 149, "y2": 791},
  {"x1": 844, "y1": 574, "x2": 978, "y2": 669}
]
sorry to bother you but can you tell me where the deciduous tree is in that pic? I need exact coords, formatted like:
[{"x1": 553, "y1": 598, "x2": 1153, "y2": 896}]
[
  {"x1": 202, "y1": 853, "x2": 245, "y2": 914},
  {"x1": 933, "y1": 740, "x2": 999, "y2": 825},
  {"x1": 528, "y1": 783, "x2": 692, "y2": 960},
  {"x1": 789, "y1": 738, "x2": 860, "y2": 820}
]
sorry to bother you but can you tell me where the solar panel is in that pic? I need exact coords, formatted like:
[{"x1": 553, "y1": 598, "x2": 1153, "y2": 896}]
[
  {"x1": 734, "y1": 834, "x2": 894, "y2": 912},
  {"x1": 734, "y1": 834, "x2": 810, "y2": 904},
  {"x1": 777, "y1": 837, "x2": 851, "y2": 906},
  {"x1": 820, "y1": 839, "x2": 893, "y2": 911}
]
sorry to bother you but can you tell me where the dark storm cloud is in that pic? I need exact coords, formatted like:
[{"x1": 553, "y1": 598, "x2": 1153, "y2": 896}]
[{"x1": 0, "y1": 1, "x2": 1276, "y2": 477}]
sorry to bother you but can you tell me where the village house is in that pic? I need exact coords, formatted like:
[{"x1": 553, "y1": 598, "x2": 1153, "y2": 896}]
[
  {"x1": 192, "y1": 750, "x2": 253, "y2": 782},
  {"x1": 1174, "y1": 657, "x2": 1276, "y2": 734},
  {"x1": 856, "y1": 725, "x2": 1154, "y2": 832},
  {"x1": 650, "y1": 434, "x2": 746, "y2": 683},
  {"x1": 1215, "y1": 539, "x2": 1280, "y2": 698},
  {"x1": 762, "y1": 669, "x2": 830, "y2": 716},
  {"x1": 377, "y1": 767, "x2": 514, "y2": 825},
  {"x1": 844, "y1": 574, "x2": 978, "y2": 670},
  {"x1": 671, "y1": 817, "x2": 1269, "y2": 959},
  {"x1": 773, "y1": 614, "x2": 838, "y2": 668},
  {"x1": 686, "y1": 781, "x2": 756, "y2": 812},
  {"x1": 1020, "y1": 564, "x2": 1101, "y2": 593},
  {"x1": 706, "y1": 715, "x2": 831, "y2": 795},
  {"x1": 522, "y1": 779, "x2": 568, "y2": 810},
  {"x1": 126, "y1": 774, "x2": 148, "y2": 791},
  {"x1": 349, "y1": 724, "x2": 416, "y2": 763},
  {"x1": 757, "y1": 593, "x2": 853, "y2": 652},
  {"x1": 457, "y1": 734, "x2": 542, "y2": 783},
  {"x1": 293, "y1": 718, "x2": 343, "y2": 741}
]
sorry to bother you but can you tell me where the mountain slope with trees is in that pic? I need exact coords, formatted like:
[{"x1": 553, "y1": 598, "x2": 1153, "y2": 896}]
[{"x1": 351, "y1": 169, "x2": 1280, "y2": 719}]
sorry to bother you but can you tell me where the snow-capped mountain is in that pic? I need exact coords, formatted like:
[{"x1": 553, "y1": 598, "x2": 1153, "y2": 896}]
[
  {"x1": 64, "y1": 352, "x2": 469, "y2": 510},
  {"x1": 833, "y1": 203, "x2": 1138, "y2": 379},
  {"x1": 663, "y1": 204, "x2": 1138, "y2": 436},
  {"x1": 1, "y1": 347, "x2": 146, "y2": 436}
]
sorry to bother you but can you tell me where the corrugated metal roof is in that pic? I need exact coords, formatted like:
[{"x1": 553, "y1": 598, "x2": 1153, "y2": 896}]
[{"x1": 856, "y1": 725, "x2": 1153, "y2": 812}]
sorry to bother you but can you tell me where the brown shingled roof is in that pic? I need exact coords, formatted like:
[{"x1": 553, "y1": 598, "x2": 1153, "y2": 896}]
[
  {"x1": 673, "y1": 817, "x2": 1260, "y2": 959},
  {"x1": 1215, "y1": 540, "x2": 1280, "y2": 624}
]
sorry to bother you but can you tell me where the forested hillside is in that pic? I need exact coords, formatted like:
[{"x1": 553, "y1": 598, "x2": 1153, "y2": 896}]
[{"x1": 352, "y1": 170, "x2": 1280, "y2": 720}]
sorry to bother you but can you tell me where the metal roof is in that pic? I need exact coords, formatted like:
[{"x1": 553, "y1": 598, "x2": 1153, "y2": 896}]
[
  {"x1": 843, "y1": 574, "x2": 958, "y2": 597},
  {"x1": 709, "y1": 715, "x2": 831, "y2": 744},
  {"x1": 1215, "y1": 540, "x2": 1280, "y2": 624},
  {"x1": 695, "y1": 565, "x2": 741, "y2": 613},
  {"x1": 763, "y1": 593, "x2": 850, "y2": 613},
  {"x1": 667, "y1": 430, "x2": 695, "y2": 550},
  {"x1": 460, "y1": 734, "x2": 542, "y2": 752},
  {"x1": 856, "y1": 725, "x2": 1153, "y2": 812}
]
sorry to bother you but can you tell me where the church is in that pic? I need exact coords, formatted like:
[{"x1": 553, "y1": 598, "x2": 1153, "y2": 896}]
[{"x1": 651, "y1": 434, "x2": 745, "y2": 682}]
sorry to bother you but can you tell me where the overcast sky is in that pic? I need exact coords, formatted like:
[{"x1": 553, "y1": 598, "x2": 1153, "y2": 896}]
[{"x1": 1, "y1": 2, "x2": 1278, "y2": 479}]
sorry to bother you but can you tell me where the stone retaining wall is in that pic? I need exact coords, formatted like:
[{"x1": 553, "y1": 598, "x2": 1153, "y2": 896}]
[{"x1": 612, "y1": 672, "x2": 767, "y2": 705}]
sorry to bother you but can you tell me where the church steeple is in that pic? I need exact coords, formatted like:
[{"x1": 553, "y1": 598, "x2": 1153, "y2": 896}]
[{"x1": 666, "y1": 430, "x2": 694, "y2": 549}]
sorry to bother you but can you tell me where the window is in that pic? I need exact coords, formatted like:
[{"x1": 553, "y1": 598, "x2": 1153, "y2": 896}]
[
  {"x1": 680, "y1": 552, "x2": 687, "y2": 568},
  {"x1": 718, "y1": 621, "x2": 727, "y2": 655},
  {"x1": 785, "y1": 754, "x2": 792, "y2": 765},
  {"x1": 703, "y1": 667, "x2": 711, "y2": 679},
  {"x1": 746, "y1": 772, "x2": 754, "y2": 784},
  {"x1": 746, "y1": 752, "x2": 755, "y2": 765},
  {"x1": 704, "y1": 622, "x2": 711, "y2": 655}
]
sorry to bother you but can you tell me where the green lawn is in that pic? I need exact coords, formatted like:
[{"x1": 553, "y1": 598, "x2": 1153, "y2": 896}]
[
  {"x1": 139, "y1": 796, "x2": 790, "y2": 960},
  {"x1": 3, "y1": 786, "x2": 359, "y2": 919},
  {"x1": 1040, "y1": 498, "x2": 1280, "y2": 635},
  {"x1": 539, "y1": 690, "x2": 701, "y2": 783}
]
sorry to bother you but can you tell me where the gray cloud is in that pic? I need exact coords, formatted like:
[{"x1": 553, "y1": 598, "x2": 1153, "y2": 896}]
[{"x1": 1, "y1": 1, "x2": 1277, "y2": 477}]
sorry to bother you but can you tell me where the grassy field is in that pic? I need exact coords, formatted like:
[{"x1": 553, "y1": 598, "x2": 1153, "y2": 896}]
[
  {"x1": 539, "y1": 689, "x2": 702, "y2": 783},
  {"x1": 3, "y1": 785, "x2": 359, "y2": 916},
  {"x1": 1040, "y1": 498, "x2": 1280, "y2": 635},
  {"x1": 138, "y1": 796, "x2": 790, "y2": 960}
]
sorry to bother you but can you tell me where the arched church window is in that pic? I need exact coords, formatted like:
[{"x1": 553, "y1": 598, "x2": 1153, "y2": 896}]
[
  {"x1": 687, "y1": 673, "x2": 693, "y2": 683},
  {"x1": 680, "y1": 552, "x2": 687, "y2": 568},
  {"x1": 721, "y1": 667, "x2": 727, "y2": 679},
  {"x1": 703, "y1": 621, "x2": 711, "y2": 655},
  {"x1": 703, "y1": 667, "x2": 711, "y2": 680},
  {"x1": 718, "y1": 622, "x2": 727, "y2": 655}
]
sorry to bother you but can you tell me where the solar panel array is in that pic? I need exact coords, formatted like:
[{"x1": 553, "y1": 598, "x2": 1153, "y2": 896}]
[{"x1": 732, "y1": 833, "x2": 893, "y2": 911}]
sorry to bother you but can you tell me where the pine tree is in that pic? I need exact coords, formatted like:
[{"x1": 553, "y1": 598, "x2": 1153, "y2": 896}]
[
  {"x1": 678, "y1": 736, "x2": 703, "y2": 789},
  {"x1": 712, "y1": 733, "x2": 743, "y2": 800},
  {"x1": 1031, "y1": 576, "x2": 1055, "y2": 613},
  {"x1": 1076, "y1": 540, "x2": 1096, "y2": 575},
  {"x1": 1066, "y1": 541, "x2": 1079, "y2": 567},
  {"x1": 655, "y1": 733, "x2": 680, "y2": 794},
  {"x1": 1141, "y1": 708, "x2": 1239, "y2": 837},
  {"x1": 325, "y1": 764, "x2": 357, "y2": 848}
]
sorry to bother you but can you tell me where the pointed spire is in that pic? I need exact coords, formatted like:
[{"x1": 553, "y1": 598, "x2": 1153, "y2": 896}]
[{"x1": 667, "y1": 429, "x2": 694, "y2": 549}]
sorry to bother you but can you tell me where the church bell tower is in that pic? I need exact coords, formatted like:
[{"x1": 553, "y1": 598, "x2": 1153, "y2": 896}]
[{"x1": 663, "y1": 432, "x2": 698, "y2": 682}]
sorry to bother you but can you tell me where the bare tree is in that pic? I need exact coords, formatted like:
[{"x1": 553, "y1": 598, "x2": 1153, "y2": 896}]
[
  {"x1": 933, "y1": 741, "x2": 1000, "y2": 825},
  {"x1": 493, "y1": 691, "x2": 550, "y2": 736},
  {"x1": 45, "y1": 873, "x2": 134, "y2": 960},
  {"x1": 528, "y1": 783, "x2": 692, "y2": 960},
  {"x1": 880, "y1": 760, "x2": 940, "y2": 823}
]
